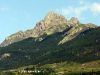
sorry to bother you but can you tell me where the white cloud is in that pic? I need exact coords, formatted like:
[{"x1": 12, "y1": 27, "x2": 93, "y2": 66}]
[
  {"x1": 74, "y1": 5, "x2": 88, "y2": 18},
  {"x1": 90, "y1": 3, "x2": 100, "y2": 15},
  {"x1": 56, "y1": 1, "x2": 100, "y2": 19},
  {"x1": 56, "y1": 5, "x2": 88, "y2": 19}
]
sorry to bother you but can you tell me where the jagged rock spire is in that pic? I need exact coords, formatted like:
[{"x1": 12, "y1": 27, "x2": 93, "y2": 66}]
[
  {"x1": 68, "y1": 17, "x2": 79, "y2": 26},
  {"x1": 33, "y1": 11, "x2": 68, "y2": 36},
  {"x1": 0, "y1": 12, "x2": 81, "y2": 47}
]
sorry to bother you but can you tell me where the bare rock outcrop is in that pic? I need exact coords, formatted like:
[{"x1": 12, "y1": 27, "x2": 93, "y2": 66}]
[{"x1": 0, "y1": 12, "x2": 68, "y2": 47}]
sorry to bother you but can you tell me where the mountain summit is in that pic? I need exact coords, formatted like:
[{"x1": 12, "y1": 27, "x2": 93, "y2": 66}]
[
  {"x1": 0, "y1": 12, "x2": 67, "y2": 47},
  {"x1": 0, "y1": 12, "x2": 100, "y2": 71},
  {"x1": 33, "y1": 12, "x2": 69, "y2": 37},
  {"x1": 0, "y1": 12, "x2": 95, "y2": 47}
]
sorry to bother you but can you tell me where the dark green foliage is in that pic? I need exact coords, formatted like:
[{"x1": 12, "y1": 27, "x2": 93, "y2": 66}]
[
  {"x1": 0, "y1": 27, "x2": 100, "y2": 69},
  {"x1": 0, "y1": 72, "x2": 16, "y2": 75}
]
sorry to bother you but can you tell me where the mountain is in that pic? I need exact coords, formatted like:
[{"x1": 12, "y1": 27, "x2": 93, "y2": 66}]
[
  {"x1": 0, "y1": 12, "x2": 68, "y2": 47},
  {"x1": 0, "y1": 12, "x2": 100, "y2": 75},
  {"x1": 0, "y1": 12, "x2": 89, "y2": 47}
]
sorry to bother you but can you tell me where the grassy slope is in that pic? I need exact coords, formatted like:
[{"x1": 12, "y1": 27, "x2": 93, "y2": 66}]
[
  {"x1": 0, "y1": 60, "x2": 100, "y2": 75},
  {"x1": 0, "y1": 26, "x2": 100, "y2": 71}
]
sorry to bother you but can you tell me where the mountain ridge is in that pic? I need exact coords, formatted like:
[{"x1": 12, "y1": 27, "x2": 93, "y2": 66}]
[
  {"x1": 0, "y1": 12, "x2": 100, "y2": 72},
  {"x1": 0, "y1": 12, "x2": 96, "y2": 47}
]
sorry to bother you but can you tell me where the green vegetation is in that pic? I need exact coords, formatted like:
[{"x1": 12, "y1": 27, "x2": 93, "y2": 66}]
[
  {"x1": 0, "y1": 19, "x2": 100, "y2": 75},
  {"x1": 0, "y1": 61, "x2": 100, "y2": 75}
]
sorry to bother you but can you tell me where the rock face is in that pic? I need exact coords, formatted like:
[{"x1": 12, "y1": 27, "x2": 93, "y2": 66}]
[
  {"x1": 0, "y1": 12, "x2": 69, "y2": 47},
  {"x1": 33, "y1": 12, "x2": 68, "y2": 36},
  {"x1": 68, "y1": 17, "x2": 79, "y2": 26},
  {"x1": 0, "y1": 12, "x2": 95, "y2": 47},
  {"x1": 0, "y1": 53, "x2": 11, "y2": 60}
]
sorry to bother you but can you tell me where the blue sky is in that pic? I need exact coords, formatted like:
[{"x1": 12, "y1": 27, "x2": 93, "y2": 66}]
[{"x1": 0, "y1": 0, "x2": 100, "y2": 42}]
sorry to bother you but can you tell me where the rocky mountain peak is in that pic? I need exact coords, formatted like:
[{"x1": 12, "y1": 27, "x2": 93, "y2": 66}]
[
  {"x1": 33, "y1": 11, "x2": 68, "y2": 36},
  {"x1": 45, "y1": 11, "x2": 58, "y2": 19},
  {"x1": 68, "y1": 17, "x2": 79, "y2": 26},
  {"x1": 0, "y1": 12, "x2": 68, "y2": 47},
  {"x1": 43, "y1": 12, "x2": 67, "y2": 26},
  {"x1": 44, "y1": 11, "x2": 65, "y2": 20},
  {"x1": 1, "y1": 12, "x2": 94, "y2": 47}
]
